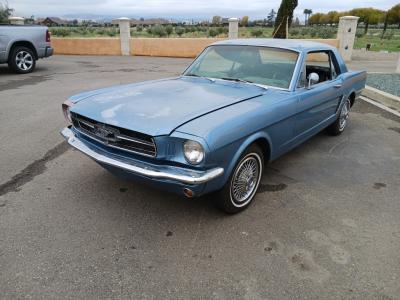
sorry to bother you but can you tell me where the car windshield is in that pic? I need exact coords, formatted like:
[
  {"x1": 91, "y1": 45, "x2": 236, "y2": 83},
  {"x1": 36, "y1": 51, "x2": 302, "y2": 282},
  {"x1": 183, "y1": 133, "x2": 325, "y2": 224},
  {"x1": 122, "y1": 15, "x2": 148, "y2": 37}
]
[{"x1": 184, "y1": 45, "x2": 299, "y2": 89}]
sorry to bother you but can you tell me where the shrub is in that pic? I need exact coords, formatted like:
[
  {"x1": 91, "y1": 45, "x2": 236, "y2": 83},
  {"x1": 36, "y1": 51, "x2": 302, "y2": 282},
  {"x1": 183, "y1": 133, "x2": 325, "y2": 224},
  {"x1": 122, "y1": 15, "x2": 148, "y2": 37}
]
[
  {"x1": 51, "y1": 28, "x2": 70, "y2": 37},
  {"x1": 107, "y1": 29, "x2": 117, "y2": 37},
  {"x1": 208, "y1": 28, "x2": 218, "y2": 37},
  {"x1": 175, "y1": 26, "x2": 185, "y2": 36},
  {"x1": 251, "y1": 29, "x2": 263, "y2": 37},
  {"x1": 382, "y1": 31, "x2": 394, "y2": 40},
  {"x1": 165, "y1": 25, "x2": 173, "y2": 36},
  {"x1": 355, "y1": 30, "x2": 365, "y2": 38},
  {"x1": 151, "y1": 25, "x2": 167, "y2": 37},
  {"x1": 289, "y1": 28, "x2": 299, "y2": 36}
]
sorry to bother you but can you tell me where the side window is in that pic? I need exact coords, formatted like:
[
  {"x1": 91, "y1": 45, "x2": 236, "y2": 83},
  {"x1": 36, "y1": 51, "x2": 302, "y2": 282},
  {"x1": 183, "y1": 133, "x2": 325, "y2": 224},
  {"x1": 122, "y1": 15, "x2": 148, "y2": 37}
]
[
  {"x1": 305, "y1": 51, "x2": 332, "y2": 84},
  {"x1": 329, "y1": 52, "x2": 341, "y2": 80}
]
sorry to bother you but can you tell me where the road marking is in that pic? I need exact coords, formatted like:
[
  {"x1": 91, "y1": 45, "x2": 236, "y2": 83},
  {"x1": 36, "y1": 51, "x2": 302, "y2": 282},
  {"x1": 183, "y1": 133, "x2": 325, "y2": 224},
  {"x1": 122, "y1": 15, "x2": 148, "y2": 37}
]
[{"x1": 360, "y1": 96, "x2": 400, "y2": 118}]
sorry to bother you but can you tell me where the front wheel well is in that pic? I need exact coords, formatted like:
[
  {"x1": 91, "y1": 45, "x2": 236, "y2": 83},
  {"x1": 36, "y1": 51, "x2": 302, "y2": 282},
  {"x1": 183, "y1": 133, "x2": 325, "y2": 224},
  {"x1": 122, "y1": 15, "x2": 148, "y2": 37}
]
[
  {"x1": 8, "y1": 41, "x2": 38, "y2": 61},
  {"x1": 349, "y1": 92, "x2": 356, "y2": 107},
  {"x1": 252, "y1": 138, "x2": 271, "y2": 164}
]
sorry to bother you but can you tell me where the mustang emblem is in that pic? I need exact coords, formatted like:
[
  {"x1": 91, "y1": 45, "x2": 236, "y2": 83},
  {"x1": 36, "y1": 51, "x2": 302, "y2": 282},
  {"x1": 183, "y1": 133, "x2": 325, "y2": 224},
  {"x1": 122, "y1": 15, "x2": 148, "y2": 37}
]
[{"x1": 93, "y1": 125, "x2": 119, "y2": 142}]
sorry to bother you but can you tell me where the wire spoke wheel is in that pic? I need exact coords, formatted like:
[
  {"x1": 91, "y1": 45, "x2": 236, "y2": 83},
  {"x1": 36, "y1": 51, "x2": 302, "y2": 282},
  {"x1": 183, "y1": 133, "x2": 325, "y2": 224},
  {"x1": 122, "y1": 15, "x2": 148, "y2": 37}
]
[
  {"x1": 230, "y1": 153, "x2": 262, "y2": 207},
  {"x1": 339, "y1": 99, "x2": 350, "y2": 131}
]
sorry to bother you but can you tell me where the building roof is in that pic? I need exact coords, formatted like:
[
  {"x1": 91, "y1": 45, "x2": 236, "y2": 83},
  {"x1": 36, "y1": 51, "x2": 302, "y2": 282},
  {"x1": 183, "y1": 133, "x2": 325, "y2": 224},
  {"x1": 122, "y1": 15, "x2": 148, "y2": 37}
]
[
  {"x1": 212, "y1": 39, "x2": 336, "y2": 52},
  {"x1": 37, "y1": 17, "x2": 71, "y2": 25}
]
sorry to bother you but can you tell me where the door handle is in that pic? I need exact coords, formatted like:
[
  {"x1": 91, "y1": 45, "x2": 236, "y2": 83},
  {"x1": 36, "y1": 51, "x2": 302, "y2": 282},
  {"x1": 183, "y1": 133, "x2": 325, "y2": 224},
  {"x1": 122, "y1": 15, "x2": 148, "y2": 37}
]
[{"x1": 334, "y1": 84, "x2": 342, "y2": 88}]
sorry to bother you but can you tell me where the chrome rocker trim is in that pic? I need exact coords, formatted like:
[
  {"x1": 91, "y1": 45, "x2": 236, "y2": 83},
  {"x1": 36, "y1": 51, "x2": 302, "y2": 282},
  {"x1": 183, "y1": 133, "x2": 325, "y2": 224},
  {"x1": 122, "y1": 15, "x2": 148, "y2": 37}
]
[{"x1": 61, "y1": 127, "x2": 224, "y2": 185}]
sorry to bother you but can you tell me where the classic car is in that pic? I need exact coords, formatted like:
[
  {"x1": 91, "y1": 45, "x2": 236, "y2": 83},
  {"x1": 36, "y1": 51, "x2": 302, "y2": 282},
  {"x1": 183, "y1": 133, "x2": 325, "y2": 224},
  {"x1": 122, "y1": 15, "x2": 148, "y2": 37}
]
[{"x1": 61, "y1": 39, "x2": 366, "y2": 213}]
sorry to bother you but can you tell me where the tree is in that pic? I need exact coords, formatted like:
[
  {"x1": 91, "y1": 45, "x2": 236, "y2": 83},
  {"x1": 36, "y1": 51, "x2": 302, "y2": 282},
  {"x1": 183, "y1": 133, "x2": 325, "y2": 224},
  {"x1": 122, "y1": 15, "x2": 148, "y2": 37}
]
[
  {"x1": 303, "y1": 9, "x2": 312, "y2": 26},
  {"x1": 326, "y1": 11, "x2": 339, "y2": 25},
  {"x1": 308, "y1": 13, "x2": 323, "y2": 25},
  {"x1": 273, "y1": 0, "x2": 298, "y2": 38},
  {"x1": 211, "y1": 15, "x2": 222, "y2": 25},
  {"x1": 251, "y1": 29, "x2": 263, "y2": 37},
  {"x1": 240, "y1": 16, "x2": 249, "y2": 27},
  {"x1": 0, "y1": 1, "x2": 13, "y2": 23},
  {"x1": 350, "y1": 7, "x2": 384, "y2": 34},
  {"x1": 387, "y1": 4, "x2": 400, "y2": 29},
  {"x1": 175, "y1": 26, "x2": 184, "y2": 37},
  {"x1": 266, "y1": 9, "x2": 276, "y2": 27},
  {"x1": 208, "y1": 28, "x2": 218, "y2": 37},
  {"x1": 165, "y1": 25, "x2": 173, "y2": 36}
]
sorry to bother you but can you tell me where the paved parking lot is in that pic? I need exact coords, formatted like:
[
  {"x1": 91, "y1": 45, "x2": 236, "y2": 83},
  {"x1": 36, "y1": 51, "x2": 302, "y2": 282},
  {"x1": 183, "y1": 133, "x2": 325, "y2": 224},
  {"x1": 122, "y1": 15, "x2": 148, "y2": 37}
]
[{"x1": 1, "y1": 56, "x2": 400, "y2": 299}]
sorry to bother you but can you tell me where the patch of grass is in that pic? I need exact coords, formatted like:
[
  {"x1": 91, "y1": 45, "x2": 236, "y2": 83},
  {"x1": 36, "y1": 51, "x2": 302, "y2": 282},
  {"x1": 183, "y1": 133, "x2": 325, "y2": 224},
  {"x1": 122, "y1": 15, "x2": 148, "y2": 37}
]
[{"x1": 354, "y1": 28, "x2": 400, "y2": 52}]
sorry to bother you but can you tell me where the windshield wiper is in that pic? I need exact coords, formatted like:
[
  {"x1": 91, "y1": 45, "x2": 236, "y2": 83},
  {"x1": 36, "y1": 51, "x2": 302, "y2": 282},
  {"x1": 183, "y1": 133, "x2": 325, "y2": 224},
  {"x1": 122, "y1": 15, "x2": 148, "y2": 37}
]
[
  {"x1": 184, "y1": 73, "x2": 215, "y2": 82},
  {"x1": 220, "y1": 77, "x2": 268, "y2": 90}
]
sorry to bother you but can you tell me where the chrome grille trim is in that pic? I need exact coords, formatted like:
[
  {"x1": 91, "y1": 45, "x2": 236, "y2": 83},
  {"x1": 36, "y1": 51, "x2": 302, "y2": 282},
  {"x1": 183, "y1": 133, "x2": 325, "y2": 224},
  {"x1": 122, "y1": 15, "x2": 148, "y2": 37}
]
[{"x1": 71, "y1": 113, "x2": 157, "y2": 158}]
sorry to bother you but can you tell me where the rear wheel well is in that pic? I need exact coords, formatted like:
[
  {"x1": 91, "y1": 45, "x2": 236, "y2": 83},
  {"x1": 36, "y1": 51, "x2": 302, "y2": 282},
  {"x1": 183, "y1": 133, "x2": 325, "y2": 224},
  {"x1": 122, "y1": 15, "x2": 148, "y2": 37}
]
[
  {"x1": 8, "y1": 41, "x2": 38, "y2": 61},
  {"x1": 349, "y1": 92, "x2": 356, "y2": 107},
  {"x1": 253, "y1": 138, "x2": 271, "y2": 164}
]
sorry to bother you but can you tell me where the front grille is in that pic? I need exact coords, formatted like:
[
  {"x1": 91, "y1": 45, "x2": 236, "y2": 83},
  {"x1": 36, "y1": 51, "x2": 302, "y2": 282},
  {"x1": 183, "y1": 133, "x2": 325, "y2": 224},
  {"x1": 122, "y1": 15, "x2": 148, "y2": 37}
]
[{"x1": 71, "y1": 113, "x2": 157, "y2": 157}]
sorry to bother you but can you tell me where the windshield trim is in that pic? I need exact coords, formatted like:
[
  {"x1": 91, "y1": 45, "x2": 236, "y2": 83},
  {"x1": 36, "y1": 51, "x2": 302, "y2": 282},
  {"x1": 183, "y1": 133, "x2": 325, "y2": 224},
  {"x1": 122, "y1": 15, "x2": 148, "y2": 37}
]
[{"x1": 182, "y1": 44, "x2": 301, "y2": 92}]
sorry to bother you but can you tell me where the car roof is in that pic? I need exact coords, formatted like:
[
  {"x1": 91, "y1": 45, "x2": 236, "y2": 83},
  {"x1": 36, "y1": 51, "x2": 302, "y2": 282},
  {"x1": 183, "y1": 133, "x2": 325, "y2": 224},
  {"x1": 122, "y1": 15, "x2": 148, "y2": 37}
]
[{"x1": 211, "y1": 38, "x2": 336, "y2": 52}]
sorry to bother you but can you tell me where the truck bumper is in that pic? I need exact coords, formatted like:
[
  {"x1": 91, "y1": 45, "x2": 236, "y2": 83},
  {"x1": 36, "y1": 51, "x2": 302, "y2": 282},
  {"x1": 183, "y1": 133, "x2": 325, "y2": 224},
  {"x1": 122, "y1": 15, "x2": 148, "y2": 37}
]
[
  {"x1": 60, "y1": 127, "x2": 224, "y2": 196},
  {"x1": 37, "y1": 46, "x2": 53, "y2": 59},
  {"x1": 44, "y1": 46, "x2": 53, "y2": 57}
]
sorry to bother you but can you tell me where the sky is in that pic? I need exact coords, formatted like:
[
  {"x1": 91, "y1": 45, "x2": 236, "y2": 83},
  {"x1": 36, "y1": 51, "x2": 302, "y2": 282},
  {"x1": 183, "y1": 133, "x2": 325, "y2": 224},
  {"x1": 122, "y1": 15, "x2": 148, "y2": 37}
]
[{"x1": 7, "y1": 0, "x2": 400, "y2": 20}]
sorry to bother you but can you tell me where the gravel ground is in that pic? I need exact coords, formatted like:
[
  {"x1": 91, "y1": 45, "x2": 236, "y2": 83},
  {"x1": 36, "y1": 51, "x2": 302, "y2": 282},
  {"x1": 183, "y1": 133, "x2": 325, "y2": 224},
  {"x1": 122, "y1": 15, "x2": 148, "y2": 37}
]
[{"x1": 366, "y1": 73, "x2": 400, "y2": 96}]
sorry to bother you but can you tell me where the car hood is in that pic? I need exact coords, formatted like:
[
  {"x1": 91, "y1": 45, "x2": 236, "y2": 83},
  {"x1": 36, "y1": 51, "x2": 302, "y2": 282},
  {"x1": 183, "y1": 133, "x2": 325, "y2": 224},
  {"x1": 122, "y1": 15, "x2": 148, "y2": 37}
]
[{"x1": 70, "y1": 77, "x2": 264, "y2": 136}]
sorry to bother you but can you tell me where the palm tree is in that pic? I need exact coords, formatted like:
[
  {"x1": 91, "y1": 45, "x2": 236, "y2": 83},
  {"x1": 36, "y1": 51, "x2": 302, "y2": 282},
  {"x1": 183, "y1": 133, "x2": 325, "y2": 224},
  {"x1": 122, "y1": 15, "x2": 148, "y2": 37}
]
[{"x1": 303, "y1": 9, "x2": 313, "y2": 26}]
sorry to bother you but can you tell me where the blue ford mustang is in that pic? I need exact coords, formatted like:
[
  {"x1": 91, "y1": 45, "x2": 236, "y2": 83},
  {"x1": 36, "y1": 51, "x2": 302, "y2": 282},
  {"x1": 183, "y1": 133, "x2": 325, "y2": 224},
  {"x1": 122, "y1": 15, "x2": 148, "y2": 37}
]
[{"x1": 61, "y1": 39, "x2": 366, "y2": 213}]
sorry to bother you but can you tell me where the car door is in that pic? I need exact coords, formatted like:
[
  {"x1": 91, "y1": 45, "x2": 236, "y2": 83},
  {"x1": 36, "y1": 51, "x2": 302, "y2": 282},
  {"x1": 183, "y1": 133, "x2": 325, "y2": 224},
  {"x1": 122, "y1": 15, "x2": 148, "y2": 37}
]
[{"x1": 294, "y1": 50, "x2": 344, "y2": 138}]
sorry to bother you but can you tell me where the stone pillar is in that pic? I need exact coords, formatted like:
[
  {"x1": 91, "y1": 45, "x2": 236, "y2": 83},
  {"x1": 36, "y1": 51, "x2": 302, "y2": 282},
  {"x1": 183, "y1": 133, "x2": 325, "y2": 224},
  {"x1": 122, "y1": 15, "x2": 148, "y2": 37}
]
[
  {"x1": 114, "y1": 17, "x2": 131, "y2": 56},
  {"x1": 228, "y1": 18, "x2": 239, "y2": 39},
  {"x1": 337, "y1": 16, "x2": 359, "y2": 62},
  {"x1": 9, "y1": 17, "x2": 25, "y2": 25},
  {"x1": 396, "y1": 54, "x2": 400, "y2": 74}
]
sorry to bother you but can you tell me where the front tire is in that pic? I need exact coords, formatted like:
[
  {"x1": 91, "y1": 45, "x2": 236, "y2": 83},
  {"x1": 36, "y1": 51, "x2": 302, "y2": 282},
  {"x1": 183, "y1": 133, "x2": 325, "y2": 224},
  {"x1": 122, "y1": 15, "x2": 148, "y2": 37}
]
[
  {"x1": 326, "y1": 97, "x2": 351, "y2": 136},
  {"x1": 216, "y1": 144, "x2": 264, "y2": 214},
  {"x1": 8, "y1": 46, "x2": 36, "y2": 74}
]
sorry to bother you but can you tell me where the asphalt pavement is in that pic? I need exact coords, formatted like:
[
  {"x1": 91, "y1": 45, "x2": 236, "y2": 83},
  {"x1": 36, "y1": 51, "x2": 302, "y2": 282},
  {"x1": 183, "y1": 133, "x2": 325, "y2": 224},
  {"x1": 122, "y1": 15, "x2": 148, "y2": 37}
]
[{"x1": 1, "y1": 56, "x2": 399, "y2": 299}]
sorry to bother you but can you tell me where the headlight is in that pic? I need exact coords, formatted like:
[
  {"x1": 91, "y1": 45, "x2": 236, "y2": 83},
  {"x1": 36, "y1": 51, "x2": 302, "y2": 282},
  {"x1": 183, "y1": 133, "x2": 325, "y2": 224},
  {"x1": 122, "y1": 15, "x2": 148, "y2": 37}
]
[
  {"x1": 183, "y1": 140, "x2": 205, "y2": 164},
  {"x1": 62, "y1": 99, "x2": 74, "y2": 123}
]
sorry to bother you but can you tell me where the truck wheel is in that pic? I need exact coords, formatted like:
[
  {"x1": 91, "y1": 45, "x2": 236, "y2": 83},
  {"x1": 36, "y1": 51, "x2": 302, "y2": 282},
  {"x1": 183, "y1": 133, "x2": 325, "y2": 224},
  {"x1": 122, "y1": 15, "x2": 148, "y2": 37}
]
[
  {"x1": 327, "y1": 97, "x2": 351, "y2": 136},
  {"x1": 8, "y1": 46, "x2": 36, "y2": 74},
  {"x1": 216, "y1": 144, "x2": 264, "y2": 214}
]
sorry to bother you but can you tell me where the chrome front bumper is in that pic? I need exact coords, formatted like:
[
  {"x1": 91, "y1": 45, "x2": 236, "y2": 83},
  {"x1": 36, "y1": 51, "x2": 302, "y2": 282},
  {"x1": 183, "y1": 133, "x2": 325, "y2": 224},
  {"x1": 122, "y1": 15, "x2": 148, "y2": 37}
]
[{"x1": 61, "y1": 127, "x2": 224, "y2": 185}]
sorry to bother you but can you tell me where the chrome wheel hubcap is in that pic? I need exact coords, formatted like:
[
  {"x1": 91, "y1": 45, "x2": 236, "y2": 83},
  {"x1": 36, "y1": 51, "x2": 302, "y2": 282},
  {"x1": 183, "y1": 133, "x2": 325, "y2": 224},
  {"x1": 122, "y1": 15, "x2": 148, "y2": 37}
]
[
  {"x1": 16, "y1": 51, "x2": 33, "y2": 71},
  {"x1": 230, "y1": 154, "x2": 262, "y2": 206},
  {"x1": 339, "y1": 99, "x2": 350, "y2": 131}
]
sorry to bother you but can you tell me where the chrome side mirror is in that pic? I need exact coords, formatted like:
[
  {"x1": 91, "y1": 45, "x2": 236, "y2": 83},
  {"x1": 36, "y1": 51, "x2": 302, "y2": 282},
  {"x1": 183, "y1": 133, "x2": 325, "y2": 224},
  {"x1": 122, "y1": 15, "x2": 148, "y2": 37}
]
[{"x1": 307, "y1": 72, "x2": 319, "y2": 89}]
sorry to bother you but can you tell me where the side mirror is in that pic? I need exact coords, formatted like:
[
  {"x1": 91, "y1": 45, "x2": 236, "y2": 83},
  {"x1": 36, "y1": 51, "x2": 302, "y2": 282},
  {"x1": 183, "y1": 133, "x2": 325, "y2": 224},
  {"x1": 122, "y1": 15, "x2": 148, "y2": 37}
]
[{"x1": 307, "y1": 73, "x2": 319, "y2": 89}]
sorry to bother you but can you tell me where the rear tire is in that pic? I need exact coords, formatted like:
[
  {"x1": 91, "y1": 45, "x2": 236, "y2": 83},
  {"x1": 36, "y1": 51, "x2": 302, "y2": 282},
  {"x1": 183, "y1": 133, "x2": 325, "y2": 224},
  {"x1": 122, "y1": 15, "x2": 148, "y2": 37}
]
[
  {"x1": 215, "y1": 144, "x2": 264, "y2": 214},
  {"x1": 8, "y1": 46, "x2": 36, "y2": 74},
  {"x1": 326, "y1": 97, "x2": 351, "y2": 136}
]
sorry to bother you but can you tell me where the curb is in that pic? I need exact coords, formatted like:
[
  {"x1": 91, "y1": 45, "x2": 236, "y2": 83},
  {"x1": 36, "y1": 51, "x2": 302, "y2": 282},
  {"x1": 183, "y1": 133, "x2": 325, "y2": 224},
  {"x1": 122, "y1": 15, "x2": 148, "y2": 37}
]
[{"x1": 361, "y1": 85, "x2": 400, "y2": 114}]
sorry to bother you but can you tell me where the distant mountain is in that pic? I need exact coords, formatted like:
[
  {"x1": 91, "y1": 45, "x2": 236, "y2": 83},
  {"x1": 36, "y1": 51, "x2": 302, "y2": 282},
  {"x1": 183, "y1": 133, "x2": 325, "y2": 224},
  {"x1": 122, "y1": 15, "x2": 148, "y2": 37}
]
[{"x1": 60, "y1": 13, "x2": 207, "y2": 22}]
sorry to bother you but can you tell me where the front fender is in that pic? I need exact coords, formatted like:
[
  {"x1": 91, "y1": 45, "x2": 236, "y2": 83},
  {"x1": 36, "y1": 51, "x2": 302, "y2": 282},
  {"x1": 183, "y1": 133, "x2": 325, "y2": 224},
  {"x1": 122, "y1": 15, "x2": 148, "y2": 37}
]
[
  {"x1": 203, "y1": 131, "x2": 272, "y2": 193},
  {"x1": 225, "y1": 131, "x2": 272, "y2": 180}
]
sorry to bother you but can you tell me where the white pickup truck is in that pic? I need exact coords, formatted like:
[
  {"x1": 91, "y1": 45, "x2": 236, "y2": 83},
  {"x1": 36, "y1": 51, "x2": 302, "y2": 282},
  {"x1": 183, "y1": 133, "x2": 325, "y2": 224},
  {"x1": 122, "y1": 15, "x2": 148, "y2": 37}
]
[{"x1": 0, "y1": 25, "x2": 53, "y2": 73}]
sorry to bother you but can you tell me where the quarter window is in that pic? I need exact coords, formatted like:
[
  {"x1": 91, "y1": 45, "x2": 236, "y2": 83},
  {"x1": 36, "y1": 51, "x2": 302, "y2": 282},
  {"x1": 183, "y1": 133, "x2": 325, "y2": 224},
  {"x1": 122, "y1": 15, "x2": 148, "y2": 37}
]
[{"x1": 299, "y1": 51, "x2": 341, "y2": 87}]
